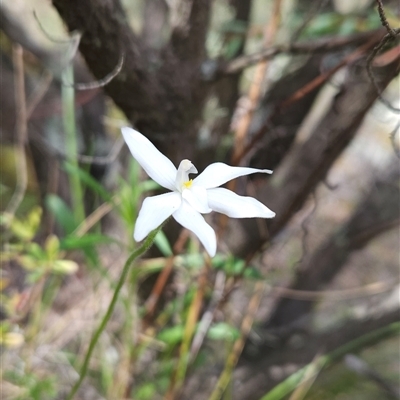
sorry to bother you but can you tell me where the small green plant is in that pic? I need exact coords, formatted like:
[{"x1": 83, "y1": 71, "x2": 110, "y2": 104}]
[
  {"x1": 1, "y1": 207, "x2": 78, "y2": 284},
  {"x1": 4, "y1": 369, "x2": 57, "y2": 400},
  {"x1": 18, "y1": 234, "x2": 78, "y2": 283}
]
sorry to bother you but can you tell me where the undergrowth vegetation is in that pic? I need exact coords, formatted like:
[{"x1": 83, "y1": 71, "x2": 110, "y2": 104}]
[{"x1": 1, "y1": 1, "x2": 399, "y2": 400}]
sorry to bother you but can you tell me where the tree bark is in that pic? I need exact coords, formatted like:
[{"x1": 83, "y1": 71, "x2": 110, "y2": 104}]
[
  {"x1": 230, "y1": 51, "x2": 400, "y2": 257},
  {"x1": 52, "y1": 0, "x2": 212, "y2": 163},
  {"x1": 265, "y1": 162, "x2": 400, "y2": 329}
]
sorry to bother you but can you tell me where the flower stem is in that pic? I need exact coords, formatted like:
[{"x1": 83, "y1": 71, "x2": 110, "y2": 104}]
[{"x1": 66, "y1": 226, "x2": 163, "y2": 400}]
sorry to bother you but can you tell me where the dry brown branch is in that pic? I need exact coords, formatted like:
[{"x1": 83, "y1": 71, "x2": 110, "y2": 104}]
[
  {"x1": 214, "y1": 29, "x2": 385, "y2": 77},
  {"x1": 69, "y1": 53, "x2": 125, "y2": 91},
  {"x1": 366, "y1": 1, "x2": 400, "y2": 111},
  {"x1": 231, "y1": 32, "x2": 383, "y2": 166},
  {"x1": 246, "y1": 54, "x2": 328, "y2": 174},
  {"x1": 376, "y1": 0, "x2": 397, "y2": 37},
  {"x1": 366, "y1": 32, "x2": 400, "y2": 113},
  {"x1": 218, "y1": 0, "x2": 284, "y2": 236},
  {"x1": 231, "y1": 45, "x2": 400, "y2": 258},
  {"x1": 290, "y1": 0, "x2": 329, "y2": 41},
  {"x1": 73, "y1": 196, "x2": 120, "y2": 237},
  {"x1": 231, "y1": 0, "x2": 283, "y2": 163},
  {"x1": 203, "y1": 0, "x2": 252, "y2": 170}
]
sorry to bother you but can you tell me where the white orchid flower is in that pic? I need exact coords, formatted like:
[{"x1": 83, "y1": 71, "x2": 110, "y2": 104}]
[{"x1": 122, "y1": 127, "x2": 275, "y2": 257}]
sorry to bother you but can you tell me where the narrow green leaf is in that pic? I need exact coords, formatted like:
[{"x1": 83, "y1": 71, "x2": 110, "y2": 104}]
[
  {"x1": 154, "y1": 231, "x2": 173, "y2": 256},
  {"x1": 60, "y1": 233, "x2": 116, "y2": 250},
  {"x1": 63, "y1": 162, "x2": 113, "y2": 202},
  {"x1": 46, "y1": 194, "x2": 77, "y2": 235}
]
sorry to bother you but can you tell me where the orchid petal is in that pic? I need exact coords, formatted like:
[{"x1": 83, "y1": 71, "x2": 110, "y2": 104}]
[
  {"x1": 176, "y1": 159, "x2": 198, "y2": 190},
  {"x1": 193, "y1": 162, "x2": 272, "y2": 189},
  {"x1": 122, "y1": 127, "x2": 177, "y2": 191},
  {"x1": 134, "y1": 192, "x2": 181, "y2": 241},
  {"x1": 207, "y1": 188, "x2": 275, "y2": 218},
  {"x1": 182, "y1": 186, "x2": 212, "y2": 214},
  {"x1": 172, "y1": 201, "x2": 216, "y2": 257}
]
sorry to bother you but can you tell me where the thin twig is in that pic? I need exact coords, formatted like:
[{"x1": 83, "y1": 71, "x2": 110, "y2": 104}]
[
  {"x1": 36, "y1": 7, "x2": 124, "y2": 90},
  {"x1": 370, "y1": 0, "x2": 400, "y2": 111},
  {"x1": 290, "y1": 0, "x2": 329, "y2": 41},
  {"x1": 231, "y1": 0, "x2": 283, "y2": 161},
  {"x1": 232, "y1": 34, "x2": 383, "y2": 165},
  {"x1": 72, "y1": 54, "x2": 125, "y2": 90},
  {"x1": 73, "y1": 196, "x2": 121, "y2": 237},
  {"x1": 218, "y1": 0, "x2": 283, "y2": 236},
  {"x1": 366, "y1": 30, "x2": 400, "y2": 113},
  {"x1": 4, "y1": 44, "x2": 28, "y2": 221},
  {"x1": 375, "y1": 0, "x2": 397, "y2": 37},
  {"x1": 216, "y1": 29, "x2": 385, "y2": 77}
]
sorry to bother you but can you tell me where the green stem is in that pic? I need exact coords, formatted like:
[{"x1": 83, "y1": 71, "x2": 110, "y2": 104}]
[
  {"x1": 61, "y1": 65, "x2": 85, "y2": 223},
  {"x1": 66, "y1": 226, "x2": 163, "y2": 400}
]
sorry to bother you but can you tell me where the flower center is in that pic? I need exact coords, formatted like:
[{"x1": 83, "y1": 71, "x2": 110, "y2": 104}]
[
  {"x1": 176, "y1": 159, "x2": 198, "y2": 192},
  {"x1": 183, "y1": 179, "x2": 193, "y2": 189}
]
